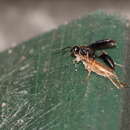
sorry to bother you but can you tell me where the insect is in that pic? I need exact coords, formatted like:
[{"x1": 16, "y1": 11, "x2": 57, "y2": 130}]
[
  {"x1": 63, "y1": 39, "x2": 126, "y2": 89},
  {"x1": 62, "y1": 39, "x2": 116, "y2": 69}
]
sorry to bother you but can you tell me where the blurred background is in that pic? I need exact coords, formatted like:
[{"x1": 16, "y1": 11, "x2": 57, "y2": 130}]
[{"x1": 0, "y1": 0, "x2": 130, "y2": 51}]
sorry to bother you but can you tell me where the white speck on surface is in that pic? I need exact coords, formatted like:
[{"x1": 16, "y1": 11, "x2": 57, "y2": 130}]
[
  {"x1": 16, "y1": 119, "x2": 24, "y2": 125},
  {"x1": 101, "y1": 109, "x2": 105, "y2": 113},
  {"x1": 29, "y1": 49, "x2": 34, "y2": 54},
  {"x1": 8, "y1": 49, "x2": 13, "y2": 54},
  {"x1": 1, "y1": 102, "x2": 7, "y2": 107},
  {"x1": 19, "y1": 64, "x2": 30, "y2": 71},
  {"x1": 41, "y1": 44, "x2": 50, "y2": 50},
  {"x1": 74, "y1": 64, "x2": 78, "y2": 72},
  {"x1": 126, "y1": 22, "x2": 130, "y2": 27},
  {"x1": 74, "y1": 68, "x2": 78, "y2": 72},
  {"x1": 113, "y1": 25, "x2": 117, "y2": 28},
  {"x1": 18, "y1": 90, "x2": 28, "y2": 95}
]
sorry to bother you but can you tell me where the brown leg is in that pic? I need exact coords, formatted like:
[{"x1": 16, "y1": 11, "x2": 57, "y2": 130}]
[
  {"x1": 114, "y1": 62, "x2": 124, "y2": 68},
  {"x1": 86, "y1": 70, "x2": 91, "y2": 81}
]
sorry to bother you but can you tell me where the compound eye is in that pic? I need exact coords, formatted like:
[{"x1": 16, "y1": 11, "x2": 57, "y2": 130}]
[
  {"x1": 71, "y1": 46, "x2": 80, "y2": 53},
  {"x1": 74, "y1": 46, "x2": 79, "y2": 53}
]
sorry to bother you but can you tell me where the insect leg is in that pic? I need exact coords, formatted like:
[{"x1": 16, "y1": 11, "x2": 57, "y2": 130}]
[
  {"x1": 107, "y1": 75, "x2": 120, "y2": 89},
  {"x1": 97, "y1": 52, "x2": 115, "y2": 70},
  {"x1": 97, "y1": 52, "x2": 124, "y2": 69},
  {"x1": 86, "y1": 70, "x2": 91, "y2": 81},
  {"x1": 114, "y1": 63, "x2": 124, "y2": 68},
  {"x1": 107, "y1": 74, "x2": 126, "y2": 89},
  {"x1": 73, "y1": 56, "x2": 81, "y2": 64}
]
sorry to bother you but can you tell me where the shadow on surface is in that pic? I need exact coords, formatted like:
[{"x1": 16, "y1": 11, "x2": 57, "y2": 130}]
[{"x1": 121, "y1": 28, "x2": 130, "y2": 130}]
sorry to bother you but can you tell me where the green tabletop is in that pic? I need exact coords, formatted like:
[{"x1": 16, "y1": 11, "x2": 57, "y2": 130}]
[{"x1": 0, "y1": 11, "x2": 128, "y2": 130}]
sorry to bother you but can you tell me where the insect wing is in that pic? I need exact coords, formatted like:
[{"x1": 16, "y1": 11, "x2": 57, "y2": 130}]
[{"x1": 88, "y1": 39, "x2": 116, "y2": 50}]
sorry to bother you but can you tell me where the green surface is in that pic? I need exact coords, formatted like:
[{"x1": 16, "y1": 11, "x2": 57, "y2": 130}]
[{"x1": 0, "y1": 11, "x2": 127, "y2": 130}]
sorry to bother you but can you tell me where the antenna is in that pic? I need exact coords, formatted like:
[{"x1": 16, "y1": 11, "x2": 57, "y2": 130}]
[{"x1": 54, "y1": 46, "x2": 72, "y2": 55}]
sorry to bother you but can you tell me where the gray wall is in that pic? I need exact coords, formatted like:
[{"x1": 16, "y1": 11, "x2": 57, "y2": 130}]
[{"x1": 0, "y1": 0, "x2": 130, "y2": 51}]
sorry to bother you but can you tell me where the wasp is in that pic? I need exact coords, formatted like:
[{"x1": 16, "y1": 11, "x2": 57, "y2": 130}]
[{"x1": 63, "y1": 39, "x2": 126, "y2": 89}]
